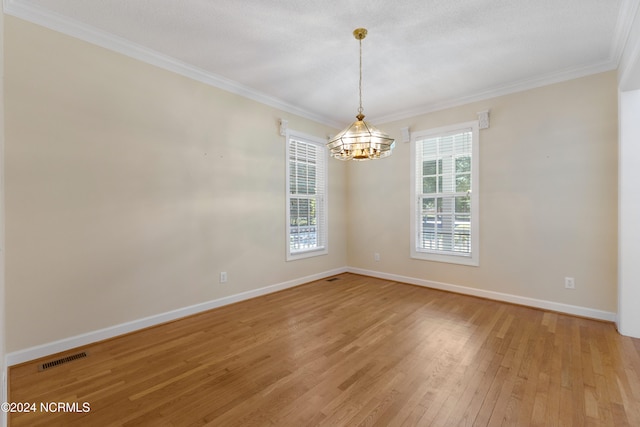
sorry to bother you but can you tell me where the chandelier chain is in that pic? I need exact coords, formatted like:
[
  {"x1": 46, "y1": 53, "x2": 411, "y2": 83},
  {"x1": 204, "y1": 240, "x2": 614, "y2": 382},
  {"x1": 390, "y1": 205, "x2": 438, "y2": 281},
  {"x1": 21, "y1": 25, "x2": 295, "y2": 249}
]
[
  {"x1": 326, "y1": 27, "x2": 395, "y2": 161},
  {"x1": 358, "y1": 37, "x2": 363, "y2": 115}
]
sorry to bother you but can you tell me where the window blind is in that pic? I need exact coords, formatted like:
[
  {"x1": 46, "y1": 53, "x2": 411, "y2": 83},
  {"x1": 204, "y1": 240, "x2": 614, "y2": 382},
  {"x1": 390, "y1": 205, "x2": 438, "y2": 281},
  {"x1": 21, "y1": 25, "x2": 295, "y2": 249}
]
[
  {"x1": 287, "y1": 136, "x2": 327, "y2": 258},
  {"x1": 415, "y1": 128, "x2": 474, "y2": 257}
]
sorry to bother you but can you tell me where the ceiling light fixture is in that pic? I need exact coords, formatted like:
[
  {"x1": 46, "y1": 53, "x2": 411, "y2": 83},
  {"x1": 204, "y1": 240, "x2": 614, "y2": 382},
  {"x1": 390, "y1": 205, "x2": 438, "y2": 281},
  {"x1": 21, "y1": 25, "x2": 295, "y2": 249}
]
[{"x1": 327, "y1": 28, "x2": 395, "y2": 161}]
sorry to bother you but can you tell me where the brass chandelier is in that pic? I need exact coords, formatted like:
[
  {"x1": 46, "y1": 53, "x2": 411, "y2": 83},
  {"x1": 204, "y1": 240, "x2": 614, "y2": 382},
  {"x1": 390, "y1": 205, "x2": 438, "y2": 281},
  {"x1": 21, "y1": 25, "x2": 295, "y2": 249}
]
[{"x1": 327, "y1": 28, "x2": 395, "y2": 161}]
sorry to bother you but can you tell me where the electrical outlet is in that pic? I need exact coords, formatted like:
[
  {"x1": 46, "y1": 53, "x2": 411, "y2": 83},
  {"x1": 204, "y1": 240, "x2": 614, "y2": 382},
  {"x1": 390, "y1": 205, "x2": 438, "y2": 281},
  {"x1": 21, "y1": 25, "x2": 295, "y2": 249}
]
[
  {"x1": 374, "y1": 252, "x2": 380, "y2": 262},
  {"x1": 564, "y1": 277, "x2": 575, "y2": 289},
  {"x1": 220, "y1": 272, "x2": 228, "y2": 284}
]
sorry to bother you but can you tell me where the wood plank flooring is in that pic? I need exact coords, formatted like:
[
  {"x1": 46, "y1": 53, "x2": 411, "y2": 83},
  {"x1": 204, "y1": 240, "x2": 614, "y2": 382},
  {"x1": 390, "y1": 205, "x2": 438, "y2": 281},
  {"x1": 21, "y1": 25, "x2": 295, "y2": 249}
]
[{"x1": 9, "y1": 273, "x2": 640, "y2": 426}]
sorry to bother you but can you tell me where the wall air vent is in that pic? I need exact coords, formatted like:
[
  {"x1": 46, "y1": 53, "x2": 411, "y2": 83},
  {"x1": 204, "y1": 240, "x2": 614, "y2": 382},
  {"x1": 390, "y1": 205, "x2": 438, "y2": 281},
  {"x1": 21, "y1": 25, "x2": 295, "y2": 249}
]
[{"x1": 39, "y1": 352, "x2": 88, "y2": 371}]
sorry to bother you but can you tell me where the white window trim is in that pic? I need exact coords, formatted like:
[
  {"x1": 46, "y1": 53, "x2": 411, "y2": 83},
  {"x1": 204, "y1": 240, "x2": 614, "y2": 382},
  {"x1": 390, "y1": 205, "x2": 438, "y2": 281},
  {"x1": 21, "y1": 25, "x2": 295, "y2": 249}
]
[
  {"x1": 285, "y1": 129, "x2": 329, "y2": 261},
  {"x1": 410, "y1": 121, "x2": 480, "y2": 266}
]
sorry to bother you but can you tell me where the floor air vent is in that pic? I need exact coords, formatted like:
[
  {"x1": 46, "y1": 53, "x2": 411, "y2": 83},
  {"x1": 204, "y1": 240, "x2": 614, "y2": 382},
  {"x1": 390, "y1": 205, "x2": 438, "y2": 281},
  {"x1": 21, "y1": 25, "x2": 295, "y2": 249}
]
[
  {"x1": 327, "y1": 277, "x2": 340, "y2": 282},
  {"x1": 39, "y1": 352, "x2": 88, "y2": 371}
]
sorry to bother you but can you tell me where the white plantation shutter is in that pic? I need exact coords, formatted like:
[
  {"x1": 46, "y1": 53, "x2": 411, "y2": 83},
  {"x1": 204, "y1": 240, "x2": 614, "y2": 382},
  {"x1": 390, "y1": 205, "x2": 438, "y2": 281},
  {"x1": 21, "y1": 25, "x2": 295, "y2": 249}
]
[
  {"x1": 286, "y1": 131, "x2": 328, "y2": 260},
  {"x1": 411, "y1": 122, "x2": 479, "y2": 266}
]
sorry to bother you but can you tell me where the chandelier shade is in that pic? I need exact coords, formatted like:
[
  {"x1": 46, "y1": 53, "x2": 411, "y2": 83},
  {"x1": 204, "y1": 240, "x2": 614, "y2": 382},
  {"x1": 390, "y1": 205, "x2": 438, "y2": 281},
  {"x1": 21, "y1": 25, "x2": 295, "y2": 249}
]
[
  {"x1": 327, "y1": 28, "x2": 395, "y2": 161},
  {"x1": 326, "y1": 115, "x2": 395, "y2": 160}
]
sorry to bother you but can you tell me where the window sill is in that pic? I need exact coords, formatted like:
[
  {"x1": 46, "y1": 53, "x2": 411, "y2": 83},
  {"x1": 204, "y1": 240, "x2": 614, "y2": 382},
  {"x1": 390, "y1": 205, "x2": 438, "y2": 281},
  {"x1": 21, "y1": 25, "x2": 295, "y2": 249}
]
[
  {"x1": 410, "y1": 250, "x2": 479, "y2": 266},
  {"x1": 287, "y1": 247, "x2": 328, "y2": 261}
]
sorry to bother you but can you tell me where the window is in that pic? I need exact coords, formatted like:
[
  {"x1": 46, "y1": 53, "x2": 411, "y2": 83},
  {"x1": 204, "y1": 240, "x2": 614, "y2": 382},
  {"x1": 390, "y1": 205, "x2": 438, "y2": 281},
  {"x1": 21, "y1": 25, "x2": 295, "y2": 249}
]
[
  {"x1": 286, "y1": 130, "x2": 328, "y2": 260},
  {"x1": 410, "y1": 121, "x2": 479, "y2": 265}
]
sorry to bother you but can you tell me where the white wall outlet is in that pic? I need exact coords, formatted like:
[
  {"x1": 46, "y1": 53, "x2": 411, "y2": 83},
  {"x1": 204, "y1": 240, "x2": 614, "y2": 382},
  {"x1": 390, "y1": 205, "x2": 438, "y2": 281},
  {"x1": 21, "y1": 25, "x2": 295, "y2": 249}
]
[
  {"x1": 374, "y1": 252, "x2": 380, "y2": 262},
  {"x1": 565, "y1": 277, "x2": 575, "y2": 289},
  {"x1": 220, "y1": 272, "x2": 228, "y2": 284}
]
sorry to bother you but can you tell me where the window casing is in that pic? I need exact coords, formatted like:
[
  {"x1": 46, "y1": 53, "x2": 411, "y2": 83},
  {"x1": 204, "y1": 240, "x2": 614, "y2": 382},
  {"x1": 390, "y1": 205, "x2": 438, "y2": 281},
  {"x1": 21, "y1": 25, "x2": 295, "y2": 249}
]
[
  {"x1": 410, "y1": 121, "x2": 479, "y2": 266},
  {"x1": 286, "y1": 130, "x2": 328, "y2": 260}
]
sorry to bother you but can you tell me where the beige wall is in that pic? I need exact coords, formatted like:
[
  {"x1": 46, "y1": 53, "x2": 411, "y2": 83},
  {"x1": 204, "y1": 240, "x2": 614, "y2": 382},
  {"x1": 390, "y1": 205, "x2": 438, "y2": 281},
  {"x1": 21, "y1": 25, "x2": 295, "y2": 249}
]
[
  {"x1": 4, "y1": 16, "x2": 346, "y2": 352},
  {"x1": 1, "y1": 2, "x2": 7, "y2": 408},
  {"x1": 3, "y1": 15, "x2": 620, "y2": 354},
  {"x1": 348, "y1": 71, "x2": 618, "y2": 312}
]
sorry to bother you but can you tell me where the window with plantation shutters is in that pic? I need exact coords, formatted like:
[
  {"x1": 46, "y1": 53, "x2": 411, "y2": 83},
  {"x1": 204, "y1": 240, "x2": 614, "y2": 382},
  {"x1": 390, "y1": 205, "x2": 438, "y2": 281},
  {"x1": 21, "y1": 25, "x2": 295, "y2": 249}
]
[
  {"x1": 410, "y1": 121, "x2": 479, "y2": 266},
  {"x1": 286, "y1": 131, "x2": 328, "y2": 260}
]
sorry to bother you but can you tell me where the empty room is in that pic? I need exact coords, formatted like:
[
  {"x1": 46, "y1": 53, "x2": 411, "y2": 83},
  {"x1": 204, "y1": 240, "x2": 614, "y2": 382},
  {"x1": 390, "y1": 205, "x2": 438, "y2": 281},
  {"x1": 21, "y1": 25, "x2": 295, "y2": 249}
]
[{"x1": 2, "y1": 0, "x2": 640, "y2": 426}]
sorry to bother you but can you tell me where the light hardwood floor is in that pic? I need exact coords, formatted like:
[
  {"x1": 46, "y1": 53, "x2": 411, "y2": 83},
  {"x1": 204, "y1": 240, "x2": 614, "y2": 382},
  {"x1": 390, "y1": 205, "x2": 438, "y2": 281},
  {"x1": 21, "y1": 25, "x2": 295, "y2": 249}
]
[{"x1": 9, "y1": 273, "x2": 640, "y2": 426}]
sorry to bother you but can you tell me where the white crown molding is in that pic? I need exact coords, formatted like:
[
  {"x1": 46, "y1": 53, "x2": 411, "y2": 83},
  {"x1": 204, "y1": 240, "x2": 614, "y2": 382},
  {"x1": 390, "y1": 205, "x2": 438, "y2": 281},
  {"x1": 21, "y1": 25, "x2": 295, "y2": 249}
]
[
  {"x1": 3, "y1": 0, "x2": 342, "y2": 129},
  {"x1": 611, "y1": 0, "x2": 640, "y2": 66},
  {"x1": 619, "y1": 37, "x2": 640, "y2": 91},
  {"x1": 618, "y1": 0, "x2": 640, "y2": 90},
  {"x1": 373, "y1": 1, "x2": 637, "y2": 125},
  {"x1": 5, "y1": 0, "x2": 631, "y2": 130},
  {"x1": 373, "y1": 59, "x2": 617, "y2": 125}
]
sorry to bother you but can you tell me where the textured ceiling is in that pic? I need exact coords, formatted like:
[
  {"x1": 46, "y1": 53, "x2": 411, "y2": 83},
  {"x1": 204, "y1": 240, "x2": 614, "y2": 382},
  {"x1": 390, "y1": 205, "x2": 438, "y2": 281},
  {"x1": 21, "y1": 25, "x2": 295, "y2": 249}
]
[{"x1": 6, "y1": 0, "x2": 639, "y2": 127}]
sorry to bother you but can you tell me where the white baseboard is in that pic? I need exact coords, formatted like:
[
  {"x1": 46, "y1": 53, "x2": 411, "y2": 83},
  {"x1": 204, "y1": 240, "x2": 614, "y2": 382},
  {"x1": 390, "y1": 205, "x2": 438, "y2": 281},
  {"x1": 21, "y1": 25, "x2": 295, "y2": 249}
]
[
  {"x1": 347, "y1": 267, "x2": 617, "y2": 322},
  {"x1": 5, "y1": 267, "x2": 348, "y2": 366},
  {"x1": 6, "y1": 265, "x2": 617, "y2": 366}
]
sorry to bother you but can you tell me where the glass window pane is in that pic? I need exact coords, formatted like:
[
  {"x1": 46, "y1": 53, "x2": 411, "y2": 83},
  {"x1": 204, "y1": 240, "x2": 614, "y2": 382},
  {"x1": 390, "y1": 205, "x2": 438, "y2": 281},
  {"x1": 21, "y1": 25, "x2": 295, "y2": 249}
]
[
  {"x1": 455, "y1": 214, "x2": 471, "y2": 233},
  {"x1": 456, "y1": 156, "x2": 471, "y2": 173},
  {"x1": 422, "y1": 214, "x2": 436, "y2": 230},
  {"x1": 423, "y1": 160, "x2": 437, "y2": 176},
  {"x1": 290, "y1": 199, "x2": 298, "y2": 226},
  {"x1": 437, "y1": 232, "x2": 453, "y2": 251},
  {"x1": 453, "y1": 233, "x2": 470, "y2": 253},
  {"x1": 309, "y1": 199, "x2": 317, "y2": 225},
  {"x1": 422, "y1": 198, "x2": 436, "y2": 211},
  {"x1": 423, "y1": 177, "x2": 437, "y2": 193},
  {"x1": 421, "y1": 231, "x2": 435, "y2": 249},
  {"x1": 455, "y1": 196, "x2": 471, "y2": 213},
  {"x1": 437, "y1": 197, "x2": 453, "y2": 214},
  {"x1": 455, "y1": 174, "x2": 471, "y2": 192}
]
